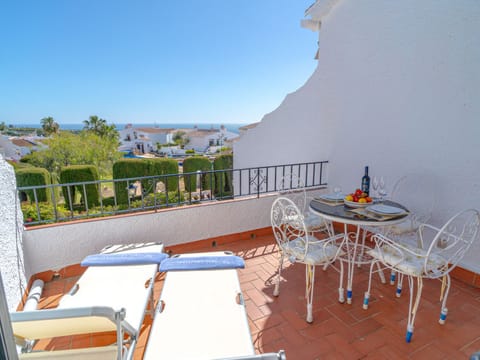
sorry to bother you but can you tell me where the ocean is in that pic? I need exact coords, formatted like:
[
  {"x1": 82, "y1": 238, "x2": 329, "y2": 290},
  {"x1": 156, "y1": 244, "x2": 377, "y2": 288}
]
[{"x1": 12, "y1": 123, "x2": 247, "y2": 134}]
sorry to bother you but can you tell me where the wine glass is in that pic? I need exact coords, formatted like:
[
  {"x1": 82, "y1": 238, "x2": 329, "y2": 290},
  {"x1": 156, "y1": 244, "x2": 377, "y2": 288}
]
[
  {"x1": 371, "y1": 176, "x2": 379, "y2": 199},
  {"x1": 378, "y1": 176, "x2": 387, "y2": 202}
]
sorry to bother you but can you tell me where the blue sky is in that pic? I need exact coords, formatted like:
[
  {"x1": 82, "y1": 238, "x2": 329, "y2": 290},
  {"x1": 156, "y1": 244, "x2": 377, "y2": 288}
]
[{"x1": 1, "y1": 1, "x2": 318, "y2": 125}]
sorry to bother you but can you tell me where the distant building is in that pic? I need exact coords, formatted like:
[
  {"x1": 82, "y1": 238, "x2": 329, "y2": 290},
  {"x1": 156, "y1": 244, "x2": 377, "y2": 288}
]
[
  {"x1": 118, "y1": 124, "x2": 239, "y2": 154},
  {"x1": 118, "y1": 124, "x2": 175, "y2": 154},
  {"x1": 238, "y1": 122, "x2": 259, "y2": 136},
  {"x1": 184, "y1": 125, "x2": 238, "y2": 153},
  {"x1": 0, "y1": 136, "x2": 41, "y2": 162}
]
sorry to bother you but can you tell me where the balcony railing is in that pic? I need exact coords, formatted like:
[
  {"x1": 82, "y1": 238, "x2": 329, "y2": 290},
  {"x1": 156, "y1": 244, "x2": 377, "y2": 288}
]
[{"x1": 17, "y1": 161, "x2": 328, "y2": 225}]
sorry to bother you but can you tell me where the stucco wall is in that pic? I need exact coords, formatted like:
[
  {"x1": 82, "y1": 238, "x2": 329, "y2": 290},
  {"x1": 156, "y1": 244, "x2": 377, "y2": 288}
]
[
  {"x1": 234, "y1": 1, "x2": 480, "y2": 272},
  {"x1": 22, "y1": 195, "x2": 279, "y2": 277},
  {"x1": 0, "y1": 156, "x2": 27, "y2": 311}
]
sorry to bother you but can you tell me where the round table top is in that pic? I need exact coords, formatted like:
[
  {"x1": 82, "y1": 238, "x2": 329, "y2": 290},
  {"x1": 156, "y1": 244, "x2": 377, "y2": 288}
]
[{"x1": 309, "y1": 199, "x2": 409, "y2": 227}]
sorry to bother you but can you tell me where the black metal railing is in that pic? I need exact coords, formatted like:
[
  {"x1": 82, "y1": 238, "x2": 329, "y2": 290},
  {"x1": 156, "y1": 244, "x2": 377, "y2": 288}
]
[{"x1": 17, "y1": 161, "x2": 328, "y2": 225}]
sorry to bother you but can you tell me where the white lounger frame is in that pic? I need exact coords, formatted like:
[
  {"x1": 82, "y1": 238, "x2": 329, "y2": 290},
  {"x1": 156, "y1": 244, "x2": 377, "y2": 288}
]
[
  {"x1": 11, "y1": 242, "x2": 164, "y2": 360},
  {"x1": 11, "y1": 306, "x2": 132, "y2": 359},
  {"x1": 144, "y1": 251, "x2": 286, "y2": 360}
]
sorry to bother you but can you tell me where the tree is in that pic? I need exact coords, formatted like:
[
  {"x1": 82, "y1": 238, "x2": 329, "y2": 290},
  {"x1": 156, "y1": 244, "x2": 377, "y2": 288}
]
[
  {"x1": 173, "y1": 131, "x2": 190, "y2": 148},
  {"x1": 0, "y1": 121, "x2": 6, "y2": 132},
  {"x1": 83, "y1": 115, "x2": 119, "y2": 140},
  {"x1": 22, "y1": 131, "x2": 121, "y2": 177},
  {"x1": 40, "y1": 117, "x2": 59, "y2": 135}
]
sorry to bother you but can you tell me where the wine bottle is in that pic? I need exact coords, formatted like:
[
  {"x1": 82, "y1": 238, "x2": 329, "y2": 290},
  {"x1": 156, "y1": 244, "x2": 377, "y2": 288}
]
[{"x1": 361, "y1": 166, "x2": 370, "y2": 195}]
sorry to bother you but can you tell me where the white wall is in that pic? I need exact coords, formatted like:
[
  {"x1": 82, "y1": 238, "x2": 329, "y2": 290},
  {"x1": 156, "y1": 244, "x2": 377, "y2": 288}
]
[
  {"x1": 234, "y1": 0, "x2": 480, "y2": 272},
  {"x1": 22, "y1": 195, "x2": 278, "y2": 277},
  {"x1": 0, "y1": 156, "x2": 27, "y2": 311}
]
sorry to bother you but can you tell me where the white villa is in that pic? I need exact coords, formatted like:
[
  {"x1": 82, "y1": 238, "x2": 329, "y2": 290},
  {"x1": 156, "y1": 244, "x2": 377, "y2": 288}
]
[
  {"x1": 118, "y1": 124, "x2": 174, "y2": 154},
  {"x1": 183, "y1": 125, "x2": 238, "y2": 153},
  {"x1": 118, "y1": 124, "x2": 238, "y2": 154},
  {"x1": 0, "y1": 136, "x2": 41, "y2": 162}
]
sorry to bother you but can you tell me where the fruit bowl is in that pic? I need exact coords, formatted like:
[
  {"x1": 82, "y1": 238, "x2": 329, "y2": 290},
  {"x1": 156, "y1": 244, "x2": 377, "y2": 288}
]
[{"x1": 344, "y1": 199, "x2": 371, "y2": 208}]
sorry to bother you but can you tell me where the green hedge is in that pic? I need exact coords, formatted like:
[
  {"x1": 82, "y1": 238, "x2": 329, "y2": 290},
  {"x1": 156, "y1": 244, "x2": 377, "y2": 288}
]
[
  {"x1": 60, "y1": 165, "x2": 100, "y2": 210},
  {"x1": 182, "y1": 157, "x2": 213, "y2": 192},
  {"x1": 15, "y1": 168, "x2": 52, "y2": 203},
  {"x1": 22, "y1": 202, "x2": 68, "y2": 224},
  {"x1": 113, "y1": 158, "x2": 179, "y2": 204},
  {"x1": 213, "y1": 154, "x2": 233, "y2": 197}
]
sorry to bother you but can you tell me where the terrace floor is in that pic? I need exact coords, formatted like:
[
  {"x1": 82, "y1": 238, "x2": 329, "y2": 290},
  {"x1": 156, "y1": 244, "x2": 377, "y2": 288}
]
[{"x1": 33, "y1": 233, "x2": 480, "y2": 359}]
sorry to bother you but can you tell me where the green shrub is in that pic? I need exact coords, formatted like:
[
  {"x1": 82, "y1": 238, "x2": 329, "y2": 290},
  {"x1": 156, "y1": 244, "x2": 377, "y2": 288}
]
[
  {"x1": 113, "y1": 158, "x2": 179, "y2": 205},
  {"x1": 148, "y1": 158, "x2": 179, "y2": 193},
  {"x1": 60, "y1": 165, "x2": 100, "y2": 210},
  {"x1": 125, "y1": 191, "x2": 185, "y2": 210},
  {"x1": 182, "y1": 157, "x2": 213, "y2": 192},
  {"x1": 21, "y1": 202, "x2": 68, "y2": 224},
  {"x1": 213, "y1": 154, "x2": 233, "y2": 198},
  {"x1": 15, "y1": 167, "x2": 52, "y2": 203},
  {"x1": 185, "y1": 149, "x2": 195, "y2": 154}
]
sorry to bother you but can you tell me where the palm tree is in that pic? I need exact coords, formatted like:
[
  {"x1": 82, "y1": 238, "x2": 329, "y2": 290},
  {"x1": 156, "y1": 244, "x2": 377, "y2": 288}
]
[
  {"x1": 83, "y1": 115, "x2": 106, "y2": 134},
  {"x1": 83, "y1": 115, "x2": 119, "y2": 140},
  {"x1": 40, "y1": 117, "x2": 59, "y2": 135}
]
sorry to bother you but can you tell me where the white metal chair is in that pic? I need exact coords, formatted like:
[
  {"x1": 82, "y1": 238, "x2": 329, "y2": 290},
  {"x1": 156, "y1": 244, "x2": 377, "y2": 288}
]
[
  {"x1": 277, "y1": 173, "x2": 334, "y2": 237},
  {"x1": 363, "y1": 209, "x2": 480, "y2": 343},
  {"x1": 362, "y1": 174, "x2": 437, "y2": 283},
  {"x1": 271, "y1": 197, "x2": 344, "y2": 323},
  {"x1": 388, "y1": 175, "x2": 437, "y2": 245}
]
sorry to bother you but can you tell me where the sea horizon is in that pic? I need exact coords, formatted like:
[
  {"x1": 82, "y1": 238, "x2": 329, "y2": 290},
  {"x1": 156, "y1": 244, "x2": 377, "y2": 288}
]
[{"x1": 10, "y1": 122, "x2": 247, "y2": 134}]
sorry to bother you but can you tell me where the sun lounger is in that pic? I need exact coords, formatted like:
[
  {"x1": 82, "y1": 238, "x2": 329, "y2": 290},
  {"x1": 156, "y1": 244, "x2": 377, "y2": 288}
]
[
  {"x1": 143, "y1": 251, "x2": 286, "y2": 360},
  {"x1": 11, "y1": 242, "x2": 166, "y2": 360}
]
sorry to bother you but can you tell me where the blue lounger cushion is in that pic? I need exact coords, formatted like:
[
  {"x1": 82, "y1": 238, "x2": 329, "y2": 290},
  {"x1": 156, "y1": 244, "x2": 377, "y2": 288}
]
[
  {"x1": 81, "y1": 252, "x2": 168, "y2": 267},
  {"x1": 159, "y1": 255, "x2": 245, "y2": 272}
]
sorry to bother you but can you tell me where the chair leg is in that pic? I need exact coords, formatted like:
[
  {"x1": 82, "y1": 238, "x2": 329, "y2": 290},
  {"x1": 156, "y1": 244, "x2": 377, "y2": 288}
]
[
  {"x1": 390, "y1": 270, "x2": 397, "y2": 285},
  {"x1": 363, "y1": 260, "x2": 377, "y2": 310},
  {"x1": 377, "y1": 262, "x2": 386, "y2": 284},
  {"x1": 439, "y1": 274, "x2": 451, "y2": 325},
  {"x1": 358, "y1": 230, "x2": 367, "y2": 268},
  {"x1": 305, "y1": 264, "x2": 315, "y2": 323},
  {"x1": 273, "y1": 253, "x2": 284, "y2": 297},
  {"x1": 405, "y1": 275, "x2": 423, "y2": 343},
  {"x1": 396, "y1": 273, "x2": 404, "y2": 297},
  {"x1": 338, "y1": 259, "x2": 345, "y2": 303}
]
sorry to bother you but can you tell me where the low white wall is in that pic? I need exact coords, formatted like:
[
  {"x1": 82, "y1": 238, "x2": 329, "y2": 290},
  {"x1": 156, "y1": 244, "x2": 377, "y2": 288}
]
[
  {"x1": 22, "y1": 195, "x2": 278, "y2": 277},
  {"x1": 234, "y1": 0, "x2": 480, "y2": 273}
]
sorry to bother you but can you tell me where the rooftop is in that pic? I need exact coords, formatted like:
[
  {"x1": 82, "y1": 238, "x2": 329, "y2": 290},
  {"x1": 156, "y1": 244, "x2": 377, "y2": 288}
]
[{"x1": 28, "y1": 232, "x2": 480, "y2": 359}]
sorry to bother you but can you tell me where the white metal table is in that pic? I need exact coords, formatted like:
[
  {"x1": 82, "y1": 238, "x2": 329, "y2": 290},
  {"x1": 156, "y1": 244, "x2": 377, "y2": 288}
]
[{"x1": 309, "y1": 199, "x2": 409, "y2": 304}]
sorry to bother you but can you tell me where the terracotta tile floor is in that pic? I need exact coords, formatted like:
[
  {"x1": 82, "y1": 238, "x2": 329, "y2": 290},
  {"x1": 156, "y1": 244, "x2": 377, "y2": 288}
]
[{"x1": 35, "y1": 234, "x2": 480, "y2": 359}]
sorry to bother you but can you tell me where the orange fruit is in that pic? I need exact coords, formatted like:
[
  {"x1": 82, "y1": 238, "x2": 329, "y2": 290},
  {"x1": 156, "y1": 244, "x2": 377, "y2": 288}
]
[
  {"x1": 345, "y1": 195, "x2": 353, "y2": 201},
  {"x1": 358, "y1": 198, "x2": 367, "y2": 203}
]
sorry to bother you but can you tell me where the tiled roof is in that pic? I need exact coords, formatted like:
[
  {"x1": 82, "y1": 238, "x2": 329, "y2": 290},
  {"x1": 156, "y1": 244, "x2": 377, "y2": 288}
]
[
  {"x1": 135, "y1": 128, "x2": 175, "y2": 134},
  {"x1": 11, "y1": 139, "x2": 35, "y2": 147}
]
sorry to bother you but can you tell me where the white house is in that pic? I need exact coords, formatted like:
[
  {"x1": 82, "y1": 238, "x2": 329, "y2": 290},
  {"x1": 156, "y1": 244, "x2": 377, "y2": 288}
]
[
  {"x1": 0, "y1": 136, "x2": 40, "y2": 162},
  {"x1": 118, "y1": 124, "x2": 174, "y2": 154},
  {"x1": 184, "y1": 125, "x2": 238, "y2": 153},
  {"x1": 234, "y1": 0, "x2": 480, "y2": 273}
]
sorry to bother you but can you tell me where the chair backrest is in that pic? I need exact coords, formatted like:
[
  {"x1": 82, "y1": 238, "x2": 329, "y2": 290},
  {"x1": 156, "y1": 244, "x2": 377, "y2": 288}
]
[
  {"x1": 391, "y1": 174, "x2": 436, "y2": 230},
  {"x1": 277, "y1": 173, "x2": 307, "y2": 213},
  {"x1": 424, "y1": 209, "x2": 480, "y2": 278},
  {"x1": 271, "y1": 197, "x2": 309, "y2": 262}
]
